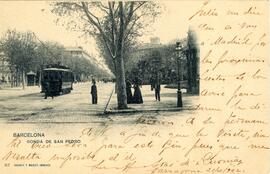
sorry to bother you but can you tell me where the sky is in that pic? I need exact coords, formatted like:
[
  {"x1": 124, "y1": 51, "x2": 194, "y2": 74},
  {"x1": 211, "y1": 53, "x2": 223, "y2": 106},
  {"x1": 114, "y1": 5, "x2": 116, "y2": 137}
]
[{"x1": 0, "y1": 1, "x2": 200, "y2": 69}]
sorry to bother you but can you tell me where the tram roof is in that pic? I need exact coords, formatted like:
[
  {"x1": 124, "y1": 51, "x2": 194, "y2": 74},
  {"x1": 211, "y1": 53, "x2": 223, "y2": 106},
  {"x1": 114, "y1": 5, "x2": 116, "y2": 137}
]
[{"x1": 43, "y1": 68, "x2": 72, "y2": 72}]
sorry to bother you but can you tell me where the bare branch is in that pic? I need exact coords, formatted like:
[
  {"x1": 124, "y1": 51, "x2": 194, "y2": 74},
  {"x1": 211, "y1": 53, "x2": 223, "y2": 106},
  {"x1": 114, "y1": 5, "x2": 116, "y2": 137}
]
[
  {"x1": 108, "y1": 2, "x2": 117, "y2": 57},
  {"x1": 81, "y1": 2, "x2": 114, "y2": 59},
  {"x1": 125, "y1": 2, "x2": 135, "y2": 26},
  {"x1": 132, "y1": 2, "x2": 147, "y2": 14},
  {"x1": 98, "y1": 2, "x2": 110, "y2": 14},
  {"x1": 124, "y1": 14, "x2": 143, "y2": 41},
  {"x1": 81, "y1": 2, "x2": 101, "y2": 24}
]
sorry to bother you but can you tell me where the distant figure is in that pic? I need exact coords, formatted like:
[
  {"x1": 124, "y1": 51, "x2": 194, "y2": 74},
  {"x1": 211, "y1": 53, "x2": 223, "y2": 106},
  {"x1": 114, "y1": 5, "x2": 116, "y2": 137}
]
[
  {"x1": 126, "y1": 80, "x2": 133, "y2": 104},
  {"x1": 155, "y1": 81, "x2": 161, "y2": 101},
  {"x1": 150, "y1": 76, "x2": 155, "y2": 91},
  {"x1": 44, "y1": 82, "x2": 54, "y2": 99},
  {"x1": 133, "y1": 77, "x2": 143, "y2": 104},
  {"x1": 91, "y1": 80, "x2": 98, "y2": 104}
]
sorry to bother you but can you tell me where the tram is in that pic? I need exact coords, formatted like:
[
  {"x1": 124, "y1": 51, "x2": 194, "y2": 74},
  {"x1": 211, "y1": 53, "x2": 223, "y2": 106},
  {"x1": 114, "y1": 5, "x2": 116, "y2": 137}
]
[{"x1": 41, "y1": 64, "x2": 74, "y2": 95}]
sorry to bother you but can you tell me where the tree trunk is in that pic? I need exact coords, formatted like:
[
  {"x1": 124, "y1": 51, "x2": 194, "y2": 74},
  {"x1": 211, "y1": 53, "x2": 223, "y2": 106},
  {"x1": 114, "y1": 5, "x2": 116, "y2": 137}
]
[
  {"x1": 10, "y1": 71, "x2": 14, "y2": 88},
  {"x1": 115, "y1": 53, "x2": 127, "y2": 109},
  {"x1": 115, "y1": 1, "x2": 127, "y2": 109},
  {"x1": 115, "y1": 82, "x2": 118, "y2": 94},
  {"x1": 15, "y1": 68, "x2": 19, "y2": 87},
  {"x1": 113, "y1": 62, "x2": 118, "y2": 94},
  {"x1": 22, "y1": 70, "x2": 25, "y2": 90}
]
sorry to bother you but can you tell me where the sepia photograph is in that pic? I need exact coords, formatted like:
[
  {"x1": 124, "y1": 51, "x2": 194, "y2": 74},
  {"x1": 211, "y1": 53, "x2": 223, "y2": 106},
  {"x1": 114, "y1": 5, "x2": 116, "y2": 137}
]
[{"x1": 0, "y1": 1, "x2": 199, "y2": 123}]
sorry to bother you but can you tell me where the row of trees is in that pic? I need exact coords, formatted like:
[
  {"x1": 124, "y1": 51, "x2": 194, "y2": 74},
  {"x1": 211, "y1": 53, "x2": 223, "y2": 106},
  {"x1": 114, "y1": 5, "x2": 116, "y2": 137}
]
[
  {"x1": 125, "y1": 44, "x2": 177, "y2": 84},
  {"x1": 125, "y1": 29, "x2": 199, "y2": 94},
  {"x1": 0, "y1": 30, "x2": 37, "y2": 88},
  {"x1": 0, "y1": 29, "x2": 110, "y2": 89}
]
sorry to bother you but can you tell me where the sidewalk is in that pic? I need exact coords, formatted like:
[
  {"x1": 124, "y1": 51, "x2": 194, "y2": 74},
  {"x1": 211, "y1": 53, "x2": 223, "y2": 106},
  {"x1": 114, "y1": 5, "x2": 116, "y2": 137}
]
[{"x1": 105, "y1": 85, "x2": 199, "y2": 114}]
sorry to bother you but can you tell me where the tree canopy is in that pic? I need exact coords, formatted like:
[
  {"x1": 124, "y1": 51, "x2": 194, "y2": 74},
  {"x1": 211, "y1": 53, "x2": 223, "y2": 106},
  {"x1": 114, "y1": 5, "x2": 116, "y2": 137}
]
[
  {"x1": 51, "y1": 1, "x2": 161, "y2": 66},
  {"x1": 0, "y1": 30, "x2": 37, "y2": 73},
  {"x1": 51, "y1": 1, "x2": 161, "y2": 109}
]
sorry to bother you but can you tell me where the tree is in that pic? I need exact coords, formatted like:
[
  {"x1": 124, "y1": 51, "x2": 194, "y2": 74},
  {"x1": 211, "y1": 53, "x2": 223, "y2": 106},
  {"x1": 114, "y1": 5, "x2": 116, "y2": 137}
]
[
  {"x1": 95, "y1": 29, "x2": 138, "y2": 75},
  {"x1": 51, "y1": 1, "x2": 161, "y2": 109},
  {"x1": 0, "y1": 29, "x2": 37, "y2": 89},
  {"x1": 34, "y1": 41, "x2": 65, "y2": 85}
]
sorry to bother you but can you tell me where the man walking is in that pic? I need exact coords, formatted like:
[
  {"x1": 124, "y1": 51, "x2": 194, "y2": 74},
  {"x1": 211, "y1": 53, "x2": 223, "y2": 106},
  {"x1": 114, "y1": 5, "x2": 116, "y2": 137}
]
[
  {"x1": 155, "y1": 81, "x2": 160, "y2": 101},
  {"x1": 91, "y1": 80, "x2": 97, "y2": 104}
]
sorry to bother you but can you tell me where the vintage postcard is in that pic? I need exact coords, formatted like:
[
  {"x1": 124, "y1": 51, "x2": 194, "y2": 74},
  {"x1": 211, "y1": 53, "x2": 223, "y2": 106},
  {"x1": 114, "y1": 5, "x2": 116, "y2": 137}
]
[{"x1": 0, "y1": 0, "x2": 269, "y2": 174}]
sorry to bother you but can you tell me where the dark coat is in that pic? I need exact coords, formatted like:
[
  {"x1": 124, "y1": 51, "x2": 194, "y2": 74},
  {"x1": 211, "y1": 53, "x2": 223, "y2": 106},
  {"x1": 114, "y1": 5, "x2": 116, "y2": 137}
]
[
  {"x1": 155, "y1": 83, "x2": 161, "y2": 91},
  {"x1": 91, "y1": 84, "x2": 97, "y2": 96},
  {"x1": 133, "y1": 84, "x2": 143, "y2": 104},
  {"x1": 126, "y1": 81, "x2": 133, "y2": 104}
]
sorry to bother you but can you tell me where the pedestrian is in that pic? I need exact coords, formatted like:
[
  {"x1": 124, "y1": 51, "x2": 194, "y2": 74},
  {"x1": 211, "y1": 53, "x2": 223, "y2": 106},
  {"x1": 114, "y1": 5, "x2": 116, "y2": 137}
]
[
  {"x1": 91, "y1": 80, "x2": 98, "y2": 104},
  {"x1": 155, "y1": 81, "x2": 161, "y2": 101},
  {"x1": 150, "y1": 76, "x2": 155, "y2": 91},
  {"x1": 132, "y1": 76, "x2": 143, "y2": 104},
  {"x1": 44, "y1": 82, "x2": 54, "y2": 99},
  {"x1": 126, "y1": 80, "x2": 133, "y2": 104}
]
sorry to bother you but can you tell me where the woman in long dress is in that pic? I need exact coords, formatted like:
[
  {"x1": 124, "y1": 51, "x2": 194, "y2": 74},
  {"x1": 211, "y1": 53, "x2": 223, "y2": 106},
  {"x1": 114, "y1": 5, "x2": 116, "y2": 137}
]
[
  {"x1": 126, "y1": 80, "x2": 133, "y2": 104},
  {"x1": 132, "y1": 77, "x2": 143, "y2": 104}
]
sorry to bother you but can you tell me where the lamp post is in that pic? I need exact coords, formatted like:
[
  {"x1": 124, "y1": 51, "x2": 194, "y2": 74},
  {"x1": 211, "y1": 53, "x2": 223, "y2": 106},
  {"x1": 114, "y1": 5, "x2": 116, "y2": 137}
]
[{"x1": 175, "y1": 42, "x2": 183, "y2": 107}]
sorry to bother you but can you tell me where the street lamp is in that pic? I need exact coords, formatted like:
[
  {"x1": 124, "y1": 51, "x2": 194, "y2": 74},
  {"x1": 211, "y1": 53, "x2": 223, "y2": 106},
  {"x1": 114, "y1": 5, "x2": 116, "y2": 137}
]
[{"x1": 175, "y1": 42, "x2": 183, "y2": 107}]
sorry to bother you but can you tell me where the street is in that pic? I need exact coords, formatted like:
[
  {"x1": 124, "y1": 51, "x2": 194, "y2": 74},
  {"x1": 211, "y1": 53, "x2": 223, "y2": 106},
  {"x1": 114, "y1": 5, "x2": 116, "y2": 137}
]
[
  {"x1": 0, "y1": 82, "x2": 198, "y2": 124},
  {"x1": 0, "y1": 82, "x2": 113, "y2": 123}
]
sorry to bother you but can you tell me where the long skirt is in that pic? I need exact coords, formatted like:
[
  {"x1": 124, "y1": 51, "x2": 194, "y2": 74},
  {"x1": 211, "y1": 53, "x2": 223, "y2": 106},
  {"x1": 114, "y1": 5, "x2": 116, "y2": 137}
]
[
  {"x1": 126, "y1": 88, "x2": 133, "y2": 104},
  {"x1": 133, "y1": 87, "x2": 143, "y2": 104}
]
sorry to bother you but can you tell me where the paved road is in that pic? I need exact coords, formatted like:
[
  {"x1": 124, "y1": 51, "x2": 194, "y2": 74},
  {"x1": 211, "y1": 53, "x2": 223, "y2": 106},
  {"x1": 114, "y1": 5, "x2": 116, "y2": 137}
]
[{"x1": 0, "y1": 82, "x2": 114, "y2": 123}]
